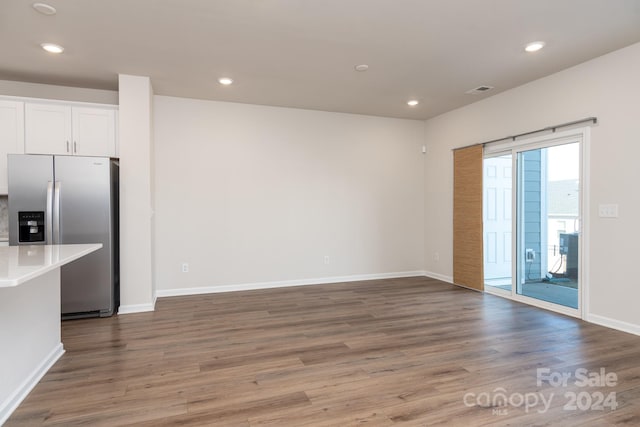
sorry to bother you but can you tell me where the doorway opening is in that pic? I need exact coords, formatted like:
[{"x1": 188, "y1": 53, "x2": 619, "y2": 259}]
[{"x1": 483, "y1": 154, "x2": 513, "y2": 292}]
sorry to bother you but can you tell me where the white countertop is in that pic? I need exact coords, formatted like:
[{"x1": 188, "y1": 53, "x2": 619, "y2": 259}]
[{"x1": 0, "y1": 244, "x2": 102, "y2": 287}]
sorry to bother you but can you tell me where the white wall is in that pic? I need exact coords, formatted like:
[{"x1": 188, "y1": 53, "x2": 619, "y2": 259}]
[
  {"x1": 423, "y1": 42, "x2": 640, "y2": 332},
  {"x1": 118, "y1": 75, "x2": 155, "y2": 312},
  {"x1": 0, "y1": 79, "x2": 117, "y2": 104},
  {"x1": 154, "y1": 96, "x2": 425, "y2": 293}
]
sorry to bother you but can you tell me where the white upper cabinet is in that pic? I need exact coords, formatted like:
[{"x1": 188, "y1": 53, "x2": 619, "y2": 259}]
[
  {"x1": 0, "y1": 100, "x2": 25, "y2": 194},
  {"x1": 25, "y1": 103, "x2": 72, "y2": 155},
  {"x1": 72, "y1": 107, "x2": 116, "y2": 157},
  {"x1": 25, "y1": 102, "x2": 117, "y2": 158}
]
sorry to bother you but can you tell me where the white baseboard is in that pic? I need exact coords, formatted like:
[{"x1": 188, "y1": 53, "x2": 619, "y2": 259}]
[
  {"x1": 157, "y1": 270, "x2": 427, "y2": 298},
  {"x1": 423, "y1": 270, "x2": 454, "y2": 284},
  {"x1": 585, "y1": 313, "x2": 640, "y2": 336},
  {"x1": 0, "y1": 343, "x2": 64, "y2": 426},
  {"x1": 118, "y1": 302, "x2": 156, "y2": 315}
]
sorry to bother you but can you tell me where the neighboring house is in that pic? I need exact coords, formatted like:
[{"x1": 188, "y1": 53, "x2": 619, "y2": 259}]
[{"x1": 547, "y1": 179, "x2": 580, "y2": 276}]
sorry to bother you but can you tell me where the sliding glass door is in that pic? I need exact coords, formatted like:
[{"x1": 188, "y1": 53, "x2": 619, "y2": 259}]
[{"x1": 484, "y1": 130, "x2": 584, "y2": 316}]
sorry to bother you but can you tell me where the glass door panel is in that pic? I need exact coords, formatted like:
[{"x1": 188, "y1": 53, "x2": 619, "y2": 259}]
[{"x1": 516, "y1": 143, "x2": 580, "y2": 308}]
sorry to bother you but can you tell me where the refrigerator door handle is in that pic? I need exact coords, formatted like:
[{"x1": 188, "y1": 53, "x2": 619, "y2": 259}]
[
  {"x1": 53, "y1": 181, "x2": 62, "y2": 244},
  {"x1": 46, "y1": 181, "x2": 54, "y2": 244}
]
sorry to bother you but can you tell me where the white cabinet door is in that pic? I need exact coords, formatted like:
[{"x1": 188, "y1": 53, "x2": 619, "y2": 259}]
[
  {"x1": 25, "y1": 103, "x2": 72, "y2": 155},
  {"x1": 0, "y1": 100, "x2": 25, "y2": 194},
  {"x1": 72, "y1": 107, "x2": 116, "y2": 157}
]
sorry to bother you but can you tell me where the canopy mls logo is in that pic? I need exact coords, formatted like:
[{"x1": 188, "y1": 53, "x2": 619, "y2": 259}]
[
  {"x1": 463, "y1": 388, "x2": 553, "y2": 415},
  {"x1": 463, "y1": 367, "x2": 619, "y2": 416}
]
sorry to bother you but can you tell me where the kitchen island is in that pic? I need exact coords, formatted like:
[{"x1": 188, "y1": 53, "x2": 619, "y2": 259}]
[{"x1": 0, "y1": 244, "x2": 102, "y2": 425}]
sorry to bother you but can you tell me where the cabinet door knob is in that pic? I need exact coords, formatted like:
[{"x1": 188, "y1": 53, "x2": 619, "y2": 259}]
[
  {"x1": 74, "y1": 141, "x2": 77, "y2": 153},
  {"x1": 66, "y1": 141, "x2": 70, "y2": 152}
]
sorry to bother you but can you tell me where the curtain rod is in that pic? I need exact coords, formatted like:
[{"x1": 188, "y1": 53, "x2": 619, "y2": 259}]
[{"x1": 452, "y1": 117, "x2": 597, "y2": 151}]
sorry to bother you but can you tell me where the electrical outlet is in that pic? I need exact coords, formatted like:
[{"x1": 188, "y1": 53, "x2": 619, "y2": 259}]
[
  {"x1": 324, "y1": 256, "x2": 330, "y2": 265},
  {"x1": 526, "y1": 249, "x2": 535, "y2": 263},
  {"x1": 181, "y1": 263, "x2": 189, "y2": 273}
]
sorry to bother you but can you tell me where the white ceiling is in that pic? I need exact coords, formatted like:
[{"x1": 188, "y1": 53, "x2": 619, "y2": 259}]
[{"x1": 1, "y1": 0, "x2": 640, "y2": 120}]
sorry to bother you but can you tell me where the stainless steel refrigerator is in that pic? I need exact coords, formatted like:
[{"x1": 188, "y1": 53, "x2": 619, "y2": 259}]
[{"x1": 8, "y1": 154, "x2": 119, "y2": 318}]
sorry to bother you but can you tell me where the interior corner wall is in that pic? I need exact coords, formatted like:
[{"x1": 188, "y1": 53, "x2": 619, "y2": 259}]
[
  {"x1": 153, "y1": 96, "x2": 425, "y2": 293},
  {"x1": 423, "y1": 41, "x2": 640, "y2": 332},
  {"x1": 118, "y1": 74, "x2": 154, "y2": 311},
  {"x1": 149, "y1": 96, "x2": 157, "y2": 303}
]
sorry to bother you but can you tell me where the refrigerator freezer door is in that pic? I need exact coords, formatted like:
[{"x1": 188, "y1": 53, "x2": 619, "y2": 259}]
[
  {"x1": 8, "y1": 154, "x2": 54, "y2": 246},
  {"x1": 55, "y1": 156, "x2": 115, "y2": 316}
]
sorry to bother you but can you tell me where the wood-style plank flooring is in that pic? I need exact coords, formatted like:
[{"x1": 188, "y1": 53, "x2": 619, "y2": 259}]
[{"x1": 7, "y1": 277, "x2": 640, "y2": 426}]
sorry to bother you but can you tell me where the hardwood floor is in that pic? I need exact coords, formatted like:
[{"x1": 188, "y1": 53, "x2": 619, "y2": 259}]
[{"x1": 7, "y1": 277, "x2": 640, "y2": 426}]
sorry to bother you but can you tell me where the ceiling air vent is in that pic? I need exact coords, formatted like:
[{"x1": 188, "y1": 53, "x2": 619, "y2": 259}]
[{"x1": 465, "y1": 85, "x2": 494, "y2": 95}]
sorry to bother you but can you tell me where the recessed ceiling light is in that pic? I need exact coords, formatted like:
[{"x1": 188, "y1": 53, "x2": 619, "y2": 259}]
[
  {"x1": 218, "y1": 77, "x2": 233, "y2": 85},
  {"x1": 407, "y1": 100, "x2": 419, "y2": 107},
  {"x1": 525, "y1": 41, "x2": 545, "y2": 53},
  {"x1": 41, "y1": 43, "x2": 64, "y2": 54},
  {"x1": 354, "y1": 64, "x2": 369, "y2": 72},
  {"x1": 32, "y1": 2, "x2": 57, "y2": 15}
]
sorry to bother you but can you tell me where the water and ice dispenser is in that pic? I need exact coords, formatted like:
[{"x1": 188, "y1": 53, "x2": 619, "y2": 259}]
[{"x1": 18, "y1": 211, "x2": 45, "y2": 243}]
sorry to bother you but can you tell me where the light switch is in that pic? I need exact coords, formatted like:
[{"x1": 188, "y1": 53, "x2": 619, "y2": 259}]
[{"x1": 598, "y1": 204, "x2": 619, "y2": 218}]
